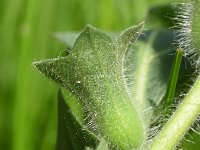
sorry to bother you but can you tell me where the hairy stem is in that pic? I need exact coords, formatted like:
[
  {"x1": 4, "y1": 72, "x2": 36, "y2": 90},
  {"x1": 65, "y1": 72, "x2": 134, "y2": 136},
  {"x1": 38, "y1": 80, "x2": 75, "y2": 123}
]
[{"x1": 150, "y1": 76, "x2": 200, "y2": 150}]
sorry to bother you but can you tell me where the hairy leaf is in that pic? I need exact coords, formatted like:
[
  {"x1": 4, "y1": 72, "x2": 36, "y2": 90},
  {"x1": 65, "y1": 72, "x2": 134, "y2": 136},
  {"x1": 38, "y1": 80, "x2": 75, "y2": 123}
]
[
  {"x1": 34, "y1": 24, "x2": 145, "y2": 149},
  {"x1": 35, "y1": 24, "x2": 195, "y2": 149},
  {"x1": 55, "y1": 29, "x2": 180, "y2": 102},
  {"x1": 53, "y1": 29, "x2": 185, "y2": 135},
  {"x1": 54, "y1": 30, "x2": 175, "y2": 107}
]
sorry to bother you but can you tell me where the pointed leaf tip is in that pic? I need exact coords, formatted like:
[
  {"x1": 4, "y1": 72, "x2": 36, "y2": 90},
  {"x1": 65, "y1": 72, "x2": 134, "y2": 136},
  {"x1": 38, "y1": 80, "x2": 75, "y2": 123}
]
[
  {"x1": 32, "y1": 59, "x2": 61, "y2": 82},
  {"x1": 85, "y1": 24, "x2": 95, "y2": 30},
  {"x1": 116, "y1": 22, "x2": 145, "y2": 53},
  {"x1": 33, "y1": 24, "x2": 147, "y2": 150},
  {"x1": 32, "y1": 61, "x2": 44, "y2": 74},
  {"x1": 81, "y1": 24, "x2": 101, "y2": 36},
  {"x1": 32, "y1": 60, "x2": 48, "y2": 74}
]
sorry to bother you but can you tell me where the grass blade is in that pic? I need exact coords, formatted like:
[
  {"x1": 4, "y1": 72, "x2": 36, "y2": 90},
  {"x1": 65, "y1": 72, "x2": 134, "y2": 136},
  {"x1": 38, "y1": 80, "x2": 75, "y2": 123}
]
[{"x1": 165, "y1": 48, "x2": 183, "y2": 107}]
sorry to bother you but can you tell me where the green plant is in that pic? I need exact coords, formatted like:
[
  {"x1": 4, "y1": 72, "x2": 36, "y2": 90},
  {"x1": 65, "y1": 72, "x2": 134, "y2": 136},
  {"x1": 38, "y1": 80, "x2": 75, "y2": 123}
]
[{"x1": 33, "y1": 0, "x2": 200, "y2": 150}]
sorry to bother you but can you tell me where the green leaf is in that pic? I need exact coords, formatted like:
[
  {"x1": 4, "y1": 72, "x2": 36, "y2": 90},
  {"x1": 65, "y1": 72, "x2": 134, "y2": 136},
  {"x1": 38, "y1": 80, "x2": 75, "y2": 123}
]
[
  {"x1": 35, "y1": 25, "x2": 194, "y2": 150},
  {"x1": 34, "y1": 24, "x2": 145, "y2": 149},
  {"x1": 56, "y1": 89, "x2": 98, "y2": 150},
  {"x1": 54, "y1": 29, "x2": 177, "y2": 109}
]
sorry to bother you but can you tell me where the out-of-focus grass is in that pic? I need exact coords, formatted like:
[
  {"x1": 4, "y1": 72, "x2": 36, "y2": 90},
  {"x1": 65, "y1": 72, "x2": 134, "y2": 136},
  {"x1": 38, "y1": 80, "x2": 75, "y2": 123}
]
[{"x1": 0, "y1": 0, "x2": 176, "y2": 150}]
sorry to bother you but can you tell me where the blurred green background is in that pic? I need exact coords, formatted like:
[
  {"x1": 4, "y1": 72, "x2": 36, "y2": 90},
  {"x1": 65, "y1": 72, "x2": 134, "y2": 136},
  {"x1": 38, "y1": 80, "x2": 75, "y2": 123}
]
[{"x1": 0, "y1": 0, "x2": 186, "y2": 150}]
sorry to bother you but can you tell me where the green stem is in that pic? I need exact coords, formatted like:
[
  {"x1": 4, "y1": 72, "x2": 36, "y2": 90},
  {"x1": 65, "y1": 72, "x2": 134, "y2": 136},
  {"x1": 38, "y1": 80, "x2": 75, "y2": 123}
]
[
  {"x1": 165, "y1": 48, "x2": 183, "y2": 107},
  {"x1": 150, "y1": 76, "x2": 200, "y2": 150}
]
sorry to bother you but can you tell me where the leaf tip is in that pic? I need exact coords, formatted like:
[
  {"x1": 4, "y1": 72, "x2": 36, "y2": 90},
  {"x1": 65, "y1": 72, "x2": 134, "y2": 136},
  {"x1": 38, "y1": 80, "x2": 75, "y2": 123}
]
[
  {"x1": 32, "y1": 61, "x2": 40, "y2": 70},
  {"x1": 32, "y1": 60, "x2": 44, "y2": 72},
  {"x1": 116, "y1": 21, "x2": 145, "y2": 51},
  {"x1": 32, "y1": 59, "x2": 55, "y2": 79},
  {"x1": 84, "y1": 24, "x2": 96, "y2": 33}
]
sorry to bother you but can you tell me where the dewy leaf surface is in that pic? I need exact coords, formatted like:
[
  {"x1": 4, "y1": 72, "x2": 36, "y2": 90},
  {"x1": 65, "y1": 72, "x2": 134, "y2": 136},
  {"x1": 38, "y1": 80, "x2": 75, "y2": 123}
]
[
  {"x1": 34, "y1": 24, "x2": 145, "y2": 149},
  {"x1": 55, "y1": 30, "x2": 176, "y2": 109}
]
